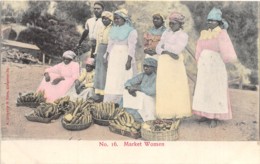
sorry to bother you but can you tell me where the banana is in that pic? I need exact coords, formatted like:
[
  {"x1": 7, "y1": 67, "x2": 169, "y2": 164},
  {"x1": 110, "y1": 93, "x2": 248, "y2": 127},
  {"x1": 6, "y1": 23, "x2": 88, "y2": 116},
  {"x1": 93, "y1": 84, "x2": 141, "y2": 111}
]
[{"x1": 128, "y1": 113, "x2": 134, "y2": 124}]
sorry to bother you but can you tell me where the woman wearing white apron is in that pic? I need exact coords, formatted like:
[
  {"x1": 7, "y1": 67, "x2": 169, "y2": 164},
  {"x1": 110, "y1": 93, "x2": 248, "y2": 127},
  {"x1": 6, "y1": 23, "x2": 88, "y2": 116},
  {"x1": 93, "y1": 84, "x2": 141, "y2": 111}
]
[
  {"x1": 155, "y1": 12, "x2": 191, "y2": 119},
  {"x1": 192, "y1": 7, "x2": 238, "y2": 128},
  {"x1": 103, "y1": 9, "x2": 137, "y2": 104}
]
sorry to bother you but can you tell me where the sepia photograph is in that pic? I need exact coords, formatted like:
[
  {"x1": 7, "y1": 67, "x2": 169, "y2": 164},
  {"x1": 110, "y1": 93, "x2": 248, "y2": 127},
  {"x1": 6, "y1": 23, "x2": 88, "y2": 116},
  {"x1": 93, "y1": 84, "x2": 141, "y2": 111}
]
[{"x1": 1, "y1": 0, "x2": 259, "y2": 163}]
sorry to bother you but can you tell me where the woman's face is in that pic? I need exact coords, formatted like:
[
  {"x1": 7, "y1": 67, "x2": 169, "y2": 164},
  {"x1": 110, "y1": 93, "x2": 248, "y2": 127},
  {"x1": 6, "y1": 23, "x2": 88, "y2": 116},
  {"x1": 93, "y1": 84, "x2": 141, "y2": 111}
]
[
  {"x1": 114, "y1": 14, "x2": 125, "y2": 26},
  {"x1": 63, "y1": 57, "x2": 72, "y2": 65},
  {"x1": 169, "y1": 21, "x2": 181, "y2": 32},
  {"x1": 102, "y1": 16, "x2": 112, "y2": 26},
  {"x1": 143, "y1": 65, "x2": 155, "y2": 75},
  {"x1": 153, "y1": 15, "x2": 164, "y2": 28},
  {"x1": 207, "y1": 19, "x2": 219, "y2": 30}
]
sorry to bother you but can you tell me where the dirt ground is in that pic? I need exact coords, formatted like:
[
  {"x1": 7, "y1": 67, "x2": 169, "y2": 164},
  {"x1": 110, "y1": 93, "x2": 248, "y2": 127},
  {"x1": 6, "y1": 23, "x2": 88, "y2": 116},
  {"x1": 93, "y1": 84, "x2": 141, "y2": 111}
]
[{"x1": 1, "y1": 62, "x2": 259, "y2": 141}]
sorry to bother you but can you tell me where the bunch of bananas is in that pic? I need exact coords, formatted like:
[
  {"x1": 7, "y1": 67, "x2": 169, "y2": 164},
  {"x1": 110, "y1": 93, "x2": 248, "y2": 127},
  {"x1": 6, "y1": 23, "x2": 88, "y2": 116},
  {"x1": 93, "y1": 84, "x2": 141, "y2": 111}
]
[
  {"x1": 92, "y1": 102, "x2": 119, "y2": 120},
  {"x1": 31, "y1": 103, "x2": 60, "y2": 118},
  {"x1": 143, "y1": 119, "x2": 180, "y2": 132},
  {"x1": 17, "y1": 91, "x2": 46, "y2": 105},
  {"x1": 62, "y1": 98, "x2": 94, "y2": 125},
  {"x1": 109, "y1": 109, "x2": 141, "y2": 133}
]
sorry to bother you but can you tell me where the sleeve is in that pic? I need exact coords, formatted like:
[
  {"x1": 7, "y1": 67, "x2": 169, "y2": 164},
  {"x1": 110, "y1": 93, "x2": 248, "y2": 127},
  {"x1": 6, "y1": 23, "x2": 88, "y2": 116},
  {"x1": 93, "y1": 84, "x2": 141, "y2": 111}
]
[
  {"x1": 195, "y1": 40, "x2": 203, "y2": 62},
  {"x1": 106, "y1": 37, "x2": 114, "y2": 53},
  {"x1": 218, "y1": 30, "x2": 237, "y2": 63},
  {"x1": 85, "y1": 19, "x2": 89, "y2": 30},
  {"x1": 140, "y1": 80, "x2": 156, "y2": 97},
  {"x1": 156, "y1": 31, "x2": 167, "y2": 54},
  {"x1": 127, "y1": 29, "x2": 138, "y2": 59},
  {"x1": 94, "y1": 29, "x2": 101, "y2": 55},
  {"x1": 124, "y1": 73, "x2": 144, "y2": 87},
  {"x1": 164, "y1": 32, "x2": 188, "y2": 54},
  {"x1": 143, "y1": 32, "x2": 150, "y2": 50},
  {"x1": 45, "y1": 63, "x2": 61, "y2": 75},
  {"x1": 71, "y1": 63, "x2": 80, "y2": 80},
  {"x1": 78, "y1": 69, "x2": 86, "y2": 82}
]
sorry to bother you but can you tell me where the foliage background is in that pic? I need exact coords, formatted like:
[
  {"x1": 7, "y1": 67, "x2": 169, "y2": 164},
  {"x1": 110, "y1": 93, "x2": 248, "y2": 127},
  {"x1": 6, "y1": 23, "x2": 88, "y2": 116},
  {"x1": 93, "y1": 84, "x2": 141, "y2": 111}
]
[{"x1": 1, "y1": 0, "x2": 258, "y2": 84}]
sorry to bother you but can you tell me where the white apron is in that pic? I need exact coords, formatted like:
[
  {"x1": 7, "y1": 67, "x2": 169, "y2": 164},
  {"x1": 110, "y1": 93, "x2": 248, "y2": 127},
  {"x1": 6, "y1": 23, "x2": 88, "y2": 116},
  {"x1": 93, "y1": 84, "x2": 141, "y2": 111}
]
[
  {"x1": 192, "y1": 49, "x2": 228, "y2": 114},
  {"x1": 105, "y1": 45, "x2": 133, "y2": 95},
  {"x1": 123, "y1": 90, "x2": 155, "y2": 122}
]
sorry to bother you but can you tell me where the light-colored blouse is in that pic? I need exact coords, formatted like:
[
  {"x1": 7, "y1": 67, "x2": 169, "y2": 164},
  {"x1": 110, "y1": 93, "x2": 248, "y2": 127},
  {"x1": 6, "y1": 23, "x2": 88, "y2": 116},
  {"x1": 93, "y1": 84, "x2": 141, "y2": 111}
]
[
  {"x1": 156, "y1": 29, "x2": 188, "y2": 55},
  {"x1": 106, "y1": 27, "x2": 138, "y2": 63},
  {"x1": 195, "y1": 26, "x2": 237, "y2": 63},
  {"x1": 124, "y1": 72, "x2": 156, "y2": 97}
]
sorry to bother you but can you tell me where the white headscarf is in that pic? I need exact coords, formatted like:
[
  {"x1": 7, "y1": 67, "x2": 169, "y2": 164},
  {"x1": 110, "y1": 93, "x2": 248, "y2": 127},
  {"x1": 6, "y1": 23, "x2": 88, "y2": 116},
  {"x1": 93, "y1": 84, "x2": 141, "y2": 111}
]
[{"x1": 62, "y1": 50, "x2": 76, "y2": 59}]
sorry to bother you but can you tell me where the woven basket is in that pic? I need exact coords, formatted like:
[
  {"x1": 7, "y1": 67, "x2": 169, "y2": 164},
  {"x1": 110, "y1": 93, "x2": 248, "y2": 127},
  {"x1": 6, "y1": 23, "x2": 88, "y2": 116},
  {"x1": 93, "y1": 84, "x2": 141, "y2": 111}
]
[
  {"x1": 25, "y1": 111, "x2": 62, "y2": 123},
  {"x1": 109, "y1": 125, "x2": 141, "y2": 139},
  {"x1": 141, "y1": 121, "x2": 179, "y2": 141},
  {"x1": 93, "y1": 117, "x2": 111, "y2": 126},
  {"x1": 61, "y1": 118, "x2": 92, "y2": 131},
  {"x1": 16, "y1": 102, "x2": 40, "y2": 108}
]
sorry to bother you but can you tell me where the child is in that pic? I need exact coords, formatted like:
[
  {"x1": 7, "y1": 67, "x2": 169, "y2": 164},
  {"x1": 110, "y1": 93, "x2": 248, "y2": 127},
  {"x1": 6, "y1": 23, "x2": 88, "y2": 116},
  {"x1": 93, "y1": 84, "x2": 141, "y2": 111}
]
[{"x1": 66, "y1": 58, "x2": 95, "y2": 101}]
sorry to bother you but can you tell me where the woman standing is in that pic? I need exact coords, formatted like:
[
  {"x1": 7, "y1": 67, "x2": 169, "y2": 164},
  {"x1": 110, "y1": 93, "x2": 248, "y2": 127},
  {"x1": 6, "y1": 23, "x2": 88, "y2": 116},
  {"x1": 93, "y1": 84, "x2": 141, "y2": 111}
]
[
  {"x1": 143, "y1": 13, "x2": 166, "y2": 60},
  {"x1": 192, "y1": 7, "x2": 237, "y2": 128},
  {"x1": 37, "y1": 50, "x2": 80, "y2": 102},
  {"x1": 103, "y1": 9, "x2": 138, "y2": 104},
  {"x1": 156, "y1": 12, "x2": 191, "y2": 119},
  {"x1": 93, "y1": 11, "x2": 113, "y2": 101}
]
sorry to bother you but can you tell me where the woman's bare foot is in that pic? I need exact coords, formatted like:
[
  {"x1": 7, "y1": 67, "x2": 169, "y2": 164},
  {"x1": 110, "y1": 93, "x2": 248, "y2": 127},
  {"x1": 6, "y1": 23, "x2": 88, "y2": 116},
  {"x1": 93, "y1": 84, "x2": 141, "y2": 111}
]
[{"x1": 209, "y1": 119, "x2": 218, "y2": 128}]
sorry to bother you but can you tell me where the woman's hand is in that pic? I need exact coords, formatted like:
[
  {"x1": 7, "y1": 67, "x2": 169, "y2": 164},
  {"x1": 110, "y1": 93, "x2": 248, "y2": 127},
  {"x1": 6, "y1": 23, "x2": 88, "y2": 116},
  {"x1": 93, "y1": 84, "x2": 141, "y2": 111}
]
[
  {"x1": 144, "y1": 49, "x2": 156, "y2": 56},
  {"x1": 103, "y1": 52, "x2": 109, "y2": 65},
  {"x1": 162, "y1": 51, "x2": 179, "y2": 60},
  {"x1": 169, "y1": 53, "x2": 179, "y2": 60},
  {"x1": 44, "y1": 73, "x2": 51, "y2": 82},
  {"x1": 125, "y1": 60, "x2": 131, "y2": 70},
  {"x1": 125, "y1": 55, "x2": 132, "y2": 70},
  {"x1": 51, "y1": 77, "x2": 64, "y2": 85}
]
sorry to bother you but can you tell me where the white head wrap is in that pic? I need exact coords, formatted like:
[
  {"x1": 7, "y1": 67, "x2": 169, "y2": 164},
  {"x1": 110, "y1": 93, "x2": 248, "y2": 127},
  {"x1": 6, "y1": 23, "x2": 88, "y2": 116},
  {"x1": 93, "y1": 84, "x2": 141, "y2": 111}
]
[{"x1": 62, "y1": 50, "x2": 76, "y2": 59}]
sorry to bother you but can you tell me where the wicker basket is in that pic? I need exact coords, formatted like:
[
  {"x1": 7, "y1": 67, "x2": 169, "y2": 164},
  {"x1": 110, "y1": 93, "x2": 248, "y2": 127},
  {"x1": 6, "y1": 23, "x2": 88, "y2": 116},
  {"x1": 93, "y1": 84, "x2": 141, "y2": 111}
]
[
  {"x1": 109, "y1": 125, "x2": 141, "y2": 139},
  {"x1": 16, "y1": 102, "x2": 40, "y2": 108},
  {"x1": 141, "y1": 121, "x2": 179, "y2": 141},
  {"x1": 93, "y1": 117, "x2": 111, "y2": 126},
  {"x1": 25, "y1": 111, "x2": 62, "y2": 123},
  {"x1": 61, "y1": 118, "x2": 92, "y2": 131}
]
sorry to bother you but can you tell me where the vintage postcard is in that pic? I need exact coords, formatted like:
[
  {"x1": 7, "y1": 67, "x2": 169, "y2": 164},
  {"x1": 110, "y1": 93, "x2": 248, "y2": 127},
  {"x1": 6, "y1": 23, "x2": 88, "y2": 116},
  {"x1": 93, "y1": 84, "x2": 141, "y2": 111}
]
[{"x1": 1, "y1": 0, "x2": 259, "y2": 163}]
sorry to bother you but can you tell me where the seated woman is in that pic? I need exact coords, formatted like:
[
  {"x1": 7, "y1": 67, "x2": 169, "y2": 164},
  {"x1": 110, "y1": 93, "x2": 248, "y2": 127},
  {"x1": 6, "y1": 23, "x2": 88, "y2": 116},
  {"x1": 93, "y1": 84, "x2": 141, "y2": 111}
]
[
  {"x1": 123, "y1": 58, "x2": 157, "y2": 123},
  {"x1": 37, "y1": 50, "x2": 80, "y2": 102},
  {"x1": 66, "y1": 58, "x2": 95, "y2": 101}
]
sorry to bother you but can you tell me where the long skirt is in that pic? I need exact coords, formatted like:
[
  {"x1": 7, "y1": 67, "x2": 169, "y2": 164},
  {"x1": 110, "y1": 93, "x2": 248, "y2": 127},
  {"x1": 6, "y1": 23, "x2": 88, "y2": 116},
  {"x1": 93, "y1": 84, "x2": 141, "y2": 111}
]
[
  {"x1": 65, "y1": 84, "x2": 95, "y2": 101},
  {"x1": 123, "y1": 90, "x2": 156, "y2": 122},
  {"x1": 156, "y1": 54, "x2": 191, "y2": 119},
  {"x1": 192, "y1": 49, "x2": 232, "y2": 120},
  {"x1": 37, "y1": 73, "x2": 75, "y2": 103},
  {"x1": 104, "y1": 45, "x2": 134, "y2": 103},
  {"x1": 94, "y1": 43, "x2": 108, "y2": 95}
]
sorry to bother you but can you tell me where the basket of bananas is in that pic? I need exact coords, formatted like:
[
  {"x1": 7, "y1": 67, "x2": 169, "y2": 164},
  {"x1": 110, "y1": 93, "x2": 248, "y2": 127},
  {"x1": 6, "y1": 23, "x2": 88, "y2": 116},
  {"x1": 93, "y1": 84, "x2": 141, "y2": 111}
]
[
  {"x1": 61, "y1": 98, "x2": 93, "y2": 131},
  {"x1": 16, "y1": 91, "x2": 46, "y2": 108},
  {"x1": 25, "y1": 102, "x2": 62, "y2": 123},
  {"x1": 141, "y1": 119, "x2": 180, "y2": 141},
  {"x1": 91, "y1": 102, "x2": 119, "y2": 126},
  {"x1": 108, "y1": 109, "x2": 142, "y2": 139}
]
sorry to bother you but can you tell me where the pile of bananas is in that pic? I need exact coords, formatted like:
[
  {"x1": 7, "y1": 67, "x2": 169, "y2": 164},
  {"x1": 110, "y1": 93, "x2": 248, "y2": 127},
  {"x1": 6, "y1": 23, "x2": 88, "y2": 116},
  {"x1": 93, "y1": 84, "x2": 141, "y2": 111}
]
[
  {"x1": 31, "y1": 103, "x2": 60, "y2": 118},
  {"x1": 62, "y1": 98, "x2": 94, "y2": 125},
  {"x1": 92, "y1": 102, "x2": 119, "y2": 120},
  {"x1": 17, "y1": 91, "x2": 46, "y2": 105},
  {"x1": 109, "y1": 109, "x2": 141, "y2": 133},
  {"x1": 143, "y1": 119, "x2": 180, "y2": 132}
]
